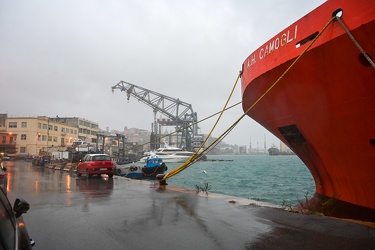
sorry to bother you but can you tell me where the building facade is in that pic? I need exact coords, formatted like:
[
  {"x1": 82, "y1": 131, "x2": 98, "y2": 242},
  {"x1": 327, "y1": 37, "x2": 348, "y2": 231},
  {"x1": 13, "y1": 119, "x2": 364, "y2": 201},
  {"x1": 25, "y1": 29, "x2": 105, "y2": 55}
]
[
  {"x1": 49, "y1": 117, "x2": 99, "y2": 144},
  {"x1": 5, "y1": 116, "x2": 78, "y2": 156}
]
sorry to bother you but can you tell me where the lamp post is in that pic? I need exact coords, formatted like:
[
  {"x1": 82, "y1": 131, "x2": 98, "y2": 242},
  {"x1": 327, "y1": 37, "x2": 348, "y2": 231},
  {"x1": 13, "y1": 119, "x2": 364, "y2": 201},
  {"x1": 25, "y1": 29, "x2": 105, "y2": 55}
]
[
  {"x1": 46, "y1": 117, "x2": 49, "y2": 155},
  {"x1": 36, "y1": 133, "x2": 41, "y2": 155}
]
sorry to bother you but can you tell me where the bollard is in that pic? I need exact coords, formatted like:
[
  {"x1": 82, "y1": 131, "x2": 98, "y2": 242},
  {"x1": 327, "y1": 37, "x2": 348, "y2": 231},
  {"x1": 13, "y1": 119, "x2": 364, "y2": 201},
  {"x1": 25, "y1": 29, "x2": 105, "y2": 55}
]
[{"x1": 156, "y1": 174, "x2": 168, "y2": 186}]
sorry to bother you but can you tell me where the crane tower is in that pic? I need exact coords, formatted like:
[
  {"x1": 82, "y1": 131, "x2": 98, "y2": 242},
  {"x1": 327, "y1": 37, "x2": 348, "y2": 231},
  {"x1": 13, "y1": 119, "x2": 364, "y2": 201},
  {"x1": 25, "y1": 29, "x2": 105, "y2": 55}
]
[{"x1": 111, "y1": 80, "x2": 202, "y2": 151}]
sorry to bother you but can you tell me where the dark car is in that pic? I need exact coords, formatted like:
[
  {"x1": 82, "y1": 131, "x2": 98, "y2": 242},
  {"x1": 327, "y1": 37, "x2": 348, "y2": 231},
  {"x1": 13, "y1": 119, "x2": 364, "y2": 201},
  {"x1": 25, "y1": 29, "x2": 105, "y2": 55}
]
[
  {"x1": 77, "y1": 154, "x2": 114, "y2": 178},
  {"x1": 31, "y1": 156, "x2": 40, "y2": 166},
  {"x1": 0, "y1": 187, "x2": 35, "y2": 249},
  {"x1": 39, "y1": 156, "x2": 51, "y2": 166},
  {"x1": 31, "y1": 156, "x2": 51, "y2": 166},
  {"x1": 16, "y1": 154, "x2": 31, "y2": 161},
  {"x1": 0, "y1": 164, "x2": 8, "y2": 194}
]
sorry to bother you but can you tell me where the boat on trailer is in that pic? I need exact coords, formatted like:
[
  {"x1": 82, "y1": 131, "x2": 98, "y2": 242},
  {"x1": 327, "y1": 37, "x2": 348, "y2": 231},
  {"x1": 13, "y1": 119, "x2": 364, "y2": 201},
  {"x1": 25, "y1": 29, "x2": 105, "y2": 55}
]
[{"x1": 241, "y1": 0, "x2": 375, "y2": 221}]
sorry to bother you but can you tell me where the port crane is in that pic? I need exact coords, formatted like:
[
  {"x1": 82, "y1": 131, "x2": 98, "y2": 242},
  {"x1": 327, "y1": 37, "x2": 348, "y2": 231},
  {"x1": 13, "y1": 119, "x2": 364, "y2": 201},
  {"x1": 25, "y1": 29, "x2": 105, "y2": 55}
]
[{"x1": 111, "y1": 80, "x2": 202, "y2": 151}]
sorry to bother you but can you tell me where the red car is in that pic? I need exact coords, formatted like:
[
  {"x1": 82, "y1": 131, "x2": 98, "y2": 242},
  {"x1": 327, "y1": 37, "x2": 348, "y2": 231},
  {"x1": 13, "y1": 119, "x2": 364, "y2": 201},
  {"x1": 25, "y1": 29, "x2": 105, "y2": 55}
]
[{"x1": 77, "y1": 154, "x2": 114, "y2": 178}]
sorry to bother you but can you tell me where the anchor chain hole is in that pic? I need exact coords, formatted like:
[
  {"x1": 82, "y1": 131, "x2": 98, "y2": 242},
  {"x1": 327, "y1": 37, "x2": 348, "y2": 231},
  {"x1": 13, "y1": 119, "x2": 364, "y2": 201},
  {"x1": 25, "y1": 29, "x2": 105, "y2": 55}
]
[
  {"x1": 332, "y1": 8, "x2": 343, "y2": 18},
  {"x1": 358, "y1": 53, "x2": 373, "y2": 67}
]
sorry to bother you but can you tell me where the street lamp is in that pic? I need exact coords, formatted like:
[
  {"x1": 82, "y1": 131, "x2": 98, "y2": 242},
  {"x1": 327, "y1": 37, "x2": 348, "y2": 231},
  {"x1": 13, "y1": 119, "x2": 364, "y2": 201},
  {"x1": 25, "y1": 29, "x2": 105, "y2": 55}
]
[
  {"x1": 46, "y1": 117, "x2": 49, "y2": 154},
  {"x1": 36, "y1": 133, "x2": 41, "y2": 155}
]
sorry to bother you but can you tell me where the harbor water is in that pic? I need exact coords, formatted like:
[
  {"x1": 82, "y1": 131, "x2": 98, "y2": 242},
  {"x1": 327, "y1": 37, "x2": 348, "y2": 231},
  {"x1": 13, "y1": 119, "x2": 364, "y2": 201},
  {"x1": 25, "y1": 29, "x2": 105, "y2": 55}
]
[{"x1": 166, "y1": 154, "x2": 315, "y2": 206}]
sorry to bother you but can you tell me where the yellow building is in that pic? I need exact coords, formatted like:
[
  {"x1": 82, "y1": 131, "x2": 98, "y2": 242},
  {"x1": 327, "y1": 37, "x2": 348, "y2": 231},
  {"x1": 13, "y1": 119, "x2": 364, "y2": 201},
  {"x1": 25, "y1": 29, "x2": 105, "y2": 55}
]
[{"x1": 5, "y1": 116, "x2": 78, "y2": 156}]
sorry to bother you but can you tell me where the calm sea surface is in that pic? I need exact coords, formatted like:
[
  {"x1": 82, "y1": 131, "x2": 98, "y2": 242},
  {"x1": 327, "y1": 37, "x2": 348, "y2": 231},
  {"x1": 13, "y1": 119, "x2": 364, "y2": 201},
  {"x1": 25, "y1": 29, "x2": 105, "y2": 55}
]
[{"x1": 166, "y1": 154, "x2": 315, "y2": 206}]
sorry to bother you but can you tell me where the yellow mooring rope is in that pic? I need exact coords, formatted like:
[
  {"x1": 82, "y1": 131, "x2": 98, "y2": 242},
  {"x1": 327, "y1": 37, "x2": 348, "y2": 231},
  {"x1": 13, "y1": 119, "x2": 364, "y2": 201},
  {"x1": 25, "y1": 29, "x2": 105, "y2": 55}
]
[
  {"x1": 162, "y1": 72, "x2": 242, "y2": 180},
  {"x1": 162, "y1": 15, "x2": 337, "y2": 181}
]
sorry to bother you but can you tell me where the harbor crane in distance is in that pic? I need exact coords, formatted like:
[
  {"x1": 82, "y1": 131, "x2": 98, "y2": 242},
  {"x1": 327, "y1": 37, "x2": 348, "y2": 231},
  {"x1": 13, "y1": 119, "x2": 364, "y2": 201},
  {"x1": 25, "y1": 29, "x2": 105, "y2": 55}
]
[{"x1": 111, "y1": 80, "x2": 203, "y2": 151}]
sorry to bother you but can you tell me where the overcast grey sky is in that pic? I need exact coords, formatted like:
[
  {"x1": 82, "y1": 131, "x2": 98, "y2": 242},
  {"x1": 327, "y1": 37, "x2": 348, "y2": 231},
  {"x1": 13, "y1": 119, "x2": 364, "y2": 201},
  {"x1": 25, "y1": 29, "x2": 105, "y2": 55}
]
[{"x1": 1, "y1": 0, "x2": 325, "y2": 148}]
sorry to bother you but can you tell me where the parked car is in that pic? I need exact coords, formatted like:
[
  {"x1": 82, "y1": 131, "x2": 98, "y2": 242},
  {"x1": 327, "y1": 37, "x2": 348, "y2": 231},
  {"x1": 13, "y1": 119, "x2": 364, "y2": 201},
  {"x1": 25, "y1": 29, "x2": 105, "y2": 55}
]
[
  {"x1": 0, "y1": 187, "x2": 35, "y2": 249},
  {"x1": 16, "y1": 154, "x2": 31, "y2": 161},
  {"x1": 2, "y1": 155, "x2": 10, "y2": 161},
  {"x1": 31, "y1": 156, "x2": 51, "y2": 166},
  {"x1": 77, "y1": 154, "x2": 114, "y2": 178},
  {"x1": 39, "y1": 156, "x2": 51, "y2": 166},
  {"x1": 31, "y1": 156, "x2": 40, "y2": 166},
  {"x1": 0, "y1": 164, "x2": 7, "y2": 194}
]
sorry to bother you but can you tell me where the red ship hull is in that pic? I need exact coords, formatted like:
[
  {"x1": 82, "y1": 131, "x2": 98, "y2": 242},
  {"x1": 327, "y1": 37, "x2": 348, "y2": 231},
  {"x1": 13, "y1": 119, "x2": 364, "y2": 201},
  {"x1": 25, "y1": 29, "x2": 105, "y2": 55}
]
[{"x1": 241, "y1": 0, "x2": 375, "y2": 221}]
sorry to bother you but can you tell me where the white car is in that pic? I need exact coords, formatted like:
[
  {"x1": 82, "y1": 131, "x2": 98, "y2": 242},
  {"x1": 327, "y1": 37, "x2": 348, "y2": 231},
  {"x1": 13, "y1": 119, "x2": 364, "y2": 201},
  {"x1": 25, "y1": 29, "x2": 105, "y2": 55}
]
[{"x1": 2, "y1": 155, "x2": 10, "y2": 161}]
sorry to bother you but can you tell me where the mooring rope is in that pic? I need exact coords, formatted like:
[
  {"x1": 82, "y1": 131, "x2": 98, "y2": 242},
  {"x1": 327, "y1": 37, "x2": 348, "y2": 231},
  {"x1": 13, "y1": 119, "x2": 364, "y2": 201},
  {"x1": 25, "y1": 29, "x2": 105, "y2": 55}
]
[
  {"x1": 162, "y1": 15, "x2": 337, "y2": 181},
  {"x1": 335, "y1": 16, "x2": 375, "y2": 69},
  {"x1": 162, "y1": 72, "x2": 242, "y2": 179}
]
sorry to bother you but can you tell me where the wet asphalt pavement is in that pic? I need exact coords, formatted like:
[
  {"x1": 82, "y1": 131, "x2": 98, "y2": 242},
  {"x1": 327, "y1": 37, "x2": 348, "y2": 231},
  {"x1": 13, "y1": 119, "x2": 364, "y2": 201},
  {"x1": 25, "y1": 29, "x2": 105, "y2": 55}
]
[{"x1": 3, "y1": 160, "x2": 375, "y2": 249}]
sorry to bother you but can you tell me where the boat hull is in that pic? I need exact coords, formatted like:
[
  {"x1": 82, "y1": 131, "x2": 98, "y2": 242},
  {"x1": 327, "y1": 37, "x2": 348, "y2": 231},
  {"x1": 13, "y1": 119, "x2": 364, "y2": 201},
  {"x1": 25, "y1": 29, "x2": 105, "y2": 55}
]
[
  {"x1": 115, "y1": 164, "x2": 143, "y2": 179},
  {"x1": 241, "y1": 0, "x2": 375, "y2": 221}
]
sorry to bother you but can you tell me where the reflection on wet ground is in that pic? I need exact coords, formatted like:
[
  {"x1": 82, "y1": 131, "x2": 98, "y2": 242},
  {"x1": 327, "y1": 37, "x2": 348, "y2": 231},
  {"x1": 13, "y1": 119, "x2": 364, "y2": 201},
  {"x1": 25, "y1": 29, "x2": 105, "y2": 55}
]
[
  {"x1": 3, "y1": 160, "x2": 375, "y2": 250},
  {"x1": 75, "y1": 177, "x2": 114, "y2": 198},
  {"x1": 5, "y1": 160, "x2": 114, "y2": 195}
]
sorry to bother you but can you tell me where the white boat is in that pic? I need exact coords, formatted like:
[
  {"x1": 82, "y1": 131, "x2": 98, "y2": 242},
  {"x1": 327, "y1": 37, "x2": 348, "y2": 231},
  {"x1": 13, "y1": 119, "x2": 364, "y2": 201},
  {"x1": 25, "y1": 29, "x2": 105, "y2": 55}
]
[
  {"x1": 140, "y1": 153, "x2": 190, "y2": 163},
  {"x1": 140, "y1": 142, "x2": 195, "y2": 163}
]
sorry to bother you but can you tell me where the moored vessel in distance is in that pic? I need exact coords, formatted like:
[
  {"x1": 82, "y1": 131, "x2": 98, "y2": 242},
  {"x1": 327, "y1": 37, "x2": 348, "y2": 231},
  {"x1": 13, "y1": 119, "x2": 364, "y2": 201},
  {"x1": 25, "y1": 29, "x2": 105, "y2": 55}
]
[
  {"x1": 268, "y1": 145, "x2": 279, "y2": 156},
  {"x1": 140, "y1": 142, "x2": 206, "y2": 163},
  {"x1": 241, "y1": 0, "x2": 375, "y2": 221}
]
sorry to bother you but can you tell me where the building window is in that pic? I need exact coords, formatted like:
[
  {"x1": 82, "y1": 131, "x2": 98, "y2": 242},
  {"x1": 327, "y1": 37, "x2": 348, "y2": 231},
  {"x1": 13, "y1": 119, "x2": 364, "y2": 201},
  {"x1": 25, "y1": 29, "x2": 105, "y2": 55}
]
[
  {"x1": 38, "y1": 123, "x2": 41, "y2": 129},
  {"x1": 22, "y1": 122, "x2": 27, "y2": 128},
  {"x1": 9, "y1": 122, "x2": 17, "y2": 128},
  {"x1": 42, "y1": 135, "x2": 47, "y2": 141},
  {"x1": 74, "y1": 130, "x2": 77, "y2": 134},
  {"x1": 20, "y1": 147, "x2": 26, "y2": 153},
  {"x1": 43, "y1": 123, "x2": 47, "y2": 129},
  {"x1": 53, "y1": 136, "x2": 57, "y2": 142},
  {"x1": 54, "y1": 126, "x2": 58, "y2": 131},
  {"x1": 1, "y1": 136, "x2": 5, "y2": 143},
  {"x1": 48, "y1": 136, "x2": 52, "y2": 142},
  {"x1": 61, "y1": 128, "x2": 65, "y2": 133},
  {"x1": 21, "y1": 134, "x2": 27, "y2": 140},
  {"x1": 48, "y1": 125, "x2": 52, "y2": 131}
]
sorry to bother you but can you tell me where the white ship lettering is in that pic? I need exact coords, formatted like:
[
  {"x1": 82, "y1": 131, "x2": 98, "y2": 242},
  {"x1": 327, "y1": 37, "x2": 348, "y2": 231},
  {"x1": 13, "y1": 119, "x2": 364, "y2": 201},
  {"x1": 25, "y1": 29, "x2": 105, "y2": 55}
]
[{"x1": 248, "y1": 25, "x2": 298, "y2": 64}]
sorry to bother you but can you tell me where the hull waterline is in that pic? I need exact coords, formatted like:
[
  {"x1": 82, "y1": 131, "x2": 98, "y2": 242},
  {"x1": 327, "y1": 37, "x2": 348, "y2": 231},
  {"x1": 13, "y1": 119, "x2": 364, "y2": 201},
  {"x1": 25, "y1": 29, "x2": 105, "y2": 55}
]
[{"x1": 241, "y1": 0, "x2": 375, "y2": 221}]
